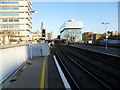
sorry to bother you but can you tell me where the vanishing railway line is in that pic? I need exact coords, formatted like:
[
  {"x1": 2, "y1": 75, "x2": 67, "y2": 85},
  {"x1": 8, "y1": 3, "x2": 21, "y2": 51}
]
[
  {"x1": 54, "y1": 44, "x2": 120, "y2": 89},
  {"x1": 63, "y1": 45, "x2": 120, "y2": 80}
]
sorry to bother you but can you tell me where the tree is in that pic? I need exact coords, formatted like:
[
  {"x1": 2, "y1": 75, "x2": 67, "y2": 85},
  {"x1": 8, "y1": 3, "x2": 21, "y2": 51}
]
[{"x1": 1, "y1": 30, "x2": 15, "y2": 45}]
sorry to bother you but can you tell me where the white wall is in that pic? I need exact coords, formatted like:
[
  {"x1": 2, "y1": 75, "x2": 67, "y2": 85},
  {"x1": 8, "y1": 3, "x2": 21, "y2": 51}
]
[
  {"x1": 0, "y1": 46, "x2": 29, "y2": 84},
  {"x1": 0, "y1": 43, "x2": 49, "y2": 84},
  {"x1": 30, "y1": 43, "x2": 49, "y2": 57}
]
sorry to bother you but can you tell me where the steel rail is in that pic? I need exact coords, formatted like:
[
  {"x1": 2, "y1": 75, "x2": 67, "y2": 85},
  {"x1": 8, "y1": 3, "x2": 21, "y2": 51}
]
[
  {"x1": 54, "y1": 47, "x2": 80, "y2": 89},
  {"x1": 58, "y1": 45, "x2": 119, "y2": 89},
  {"x1": 60, "y1": 45, "x2": 120, "y2": 88}
]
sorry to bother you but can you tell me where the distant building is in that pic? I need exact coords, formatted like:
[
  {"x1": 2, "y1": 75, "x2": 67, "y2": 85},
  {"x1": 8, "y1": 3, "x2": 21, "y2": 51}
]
[
  {"x1": 82, "y1": 31, "x2": 120, "y2": 44},
  {"x1": 47, "y1": 32, "x2": 53, "y2": 40},
  {"x1": 41, "y1": 22, "x2": 46, "y2": 40},
  {"x1": 97, "y1": 31, "x2": 119, "y2": 40},
  {"x1": 60, "y1": 19, "x2": 83, "y2": 43},
  {"x1": 93, "y1": 34, "x2": 103, "y2": 40},
  {"x1": 42, "y1": 29, "x2": 46, "y2": 39},
  {"x1": 82, "y1": 32, "x2": 94, "y2": 44},
  {"x1": 99, "y1": 31, "x2": 120, "y2": 44},
  {"x1": 93, "y1": 33, "x2": 104, "y2": 44},
  {"x1": 0, "y1": 0, "x2": 32, "y2": 45},
  {"x1": 93, "y1": 31, "x2": 120, "y2": 44},
  {"x1": 107, "y1": 31, "x2": 118, "y2": 37},
  {"x1": 31, "y1": 30, "x2": 42, "y2": 42}
]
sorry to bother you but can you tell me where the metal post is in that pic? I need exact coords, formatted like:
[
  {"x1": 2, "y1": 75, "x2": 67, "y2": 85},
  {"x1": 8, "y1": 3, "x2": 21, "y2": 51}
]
[
  {"x1": 102, "y1": 22, "x2": 109, "y2": 50},
  {"x1": 31, "y1": 45, "x2": 32, "y2": 59},
  {"x1": 41, "y1": 48, "x2": 42, "y2": 56},
  {"x1": 40, "y1": 46, "x2": 42, "y2": 56},
  {"x1": 105, "y1": 24, "x2": 107, "y2": 50},
  {"x1": 28, "y1": 43, "x2": 32, "y2": 64}
]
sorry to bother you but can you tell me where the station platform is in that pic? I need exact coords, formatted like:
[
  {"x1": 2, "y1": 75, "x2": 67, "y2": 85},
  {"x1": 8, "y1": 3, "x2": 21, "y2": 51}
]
[
  {"x1": 2, "y1": 49, "x2": 65, "y2": 89},
  {"x1": 71, "y1": 44, "x2": 120, "y2": 56}
]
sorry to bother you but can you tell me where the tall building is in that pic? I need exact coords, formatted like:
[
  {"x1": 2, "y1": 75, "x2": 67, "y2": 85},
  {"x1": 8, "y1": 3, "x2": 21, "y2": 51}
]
[
  {"x1": 60, "y1": 19, "x2": 83, "y2": 43},
  {"x1": 41, "y1": 22, "x2": 46, "y2": 39},
  {"x1": 0, "y1": 0, "x2": 32, "y2": 45},
  {"x1": 47, "y1": 31, "x2": 53, "y2": 40}
]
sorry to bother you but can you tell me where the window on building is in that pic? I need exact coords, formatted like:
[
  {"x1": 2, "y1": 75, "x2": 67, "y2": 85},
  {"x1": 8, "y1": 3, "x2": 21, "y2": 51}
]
[
  {"x1": 3, "y1": 19, "x2": 7, "y2": 22},
  {"x1": 9, "y1": 20, "x2": 13, "y2": 22},
  {"x1": 14, "y1": 19, "x2": 19, "y2": 22},
  {"x1": 0, "y1": 2, "x2": 18, "y2": 4}
]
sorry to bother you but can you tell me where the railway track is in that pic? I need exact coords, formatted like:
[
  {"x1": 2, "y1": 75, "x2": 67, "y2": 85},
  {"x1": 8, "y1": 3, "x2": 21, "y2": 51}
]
[
  {"x1": 67, "y1": 45, "x2": 120, "y2": 70},
  {"x1": 54, "y1": 44, "x2": 120, "y2": 89},
  {"x1": 63, "y1": 45, "x2": 120, "y2": 80}
]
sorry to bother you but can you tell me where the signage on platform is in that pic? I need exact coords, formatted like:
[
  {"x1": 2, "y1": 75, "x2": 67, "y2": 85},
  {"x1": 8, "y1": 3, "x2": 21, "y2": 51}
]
[{"x1": 29, "y1": 42, "x2": 32, "y2": 46}]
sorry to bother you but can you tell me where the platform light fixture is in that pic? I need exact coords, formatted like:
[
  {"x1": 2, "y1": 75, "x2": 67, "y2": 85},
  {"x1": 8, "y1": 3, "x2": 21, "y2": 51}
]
[{"x1": 102, "y1": 22, "x2": 110, "y2": 50}]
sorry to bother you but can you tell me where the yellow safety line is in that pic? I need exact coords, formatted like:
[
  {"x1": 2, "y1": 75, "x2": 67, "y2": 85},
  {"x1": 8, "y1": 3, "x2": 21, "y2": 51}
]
[{"x1": 40, "y1": 57, "x2": 46, "y2": 89}]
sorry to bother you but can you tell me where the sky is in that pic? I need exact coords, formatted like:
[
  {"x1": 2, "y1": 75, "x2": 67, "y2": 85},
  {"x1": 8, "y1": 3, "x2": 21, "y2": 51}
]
[{"x1": 32, "y1": 2, "x2": 118, "y2": 38}]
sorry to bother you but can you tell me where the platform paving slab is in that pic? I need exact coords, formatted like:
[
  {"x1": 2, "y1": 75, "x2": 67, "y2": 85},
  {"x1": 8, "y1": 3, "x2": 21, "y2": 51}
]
[{"x1": 3, "y1": 56, "x2": 44, "y2": 88}]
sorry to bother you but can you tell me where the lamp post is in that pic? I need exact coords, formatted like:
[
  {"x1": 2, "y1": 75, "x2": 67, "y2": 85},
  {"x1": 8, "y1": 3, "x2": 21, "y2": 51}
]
[
  {"x1": 29, "y1": 10, "x2": 37, "y2": 60},
  {"x1": 102, "y1": 22, "x2": 109, "y2": 50}
]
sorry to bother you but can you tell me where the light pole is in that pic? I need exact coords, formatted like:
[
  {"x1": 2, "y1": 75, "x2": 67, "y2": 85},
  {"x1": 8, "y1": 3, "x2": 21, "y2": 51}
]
[
  {"x1": 29, "y1": 10, "x2": 37, "y2": 60},
  {"x1": 102, "y1": 22, "x2": 109, "y2": 50}
]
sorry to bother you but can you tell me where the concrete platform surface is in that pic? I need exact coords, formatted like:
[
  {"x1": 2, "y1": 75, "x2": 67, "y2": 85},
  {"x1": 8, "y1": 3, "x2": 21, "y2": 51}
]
[
  {"x1": 71, "y1": 44, "x2": 120, "y2": 56},
  {"x1": 2, "y1": 50, "x2": 65, "y2": 89},
  {"x1": 3, "y1": 56, "x2": 44, "y2": 88}
]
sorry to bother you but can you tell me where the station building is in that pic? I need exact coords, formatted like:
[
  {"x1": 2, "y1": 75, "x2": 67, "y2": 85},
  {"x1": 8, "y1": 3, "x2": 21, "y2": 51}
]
[{"x1": 60, "y1": 19, "x2": 83, "y2": 43}]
